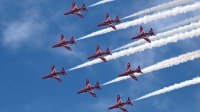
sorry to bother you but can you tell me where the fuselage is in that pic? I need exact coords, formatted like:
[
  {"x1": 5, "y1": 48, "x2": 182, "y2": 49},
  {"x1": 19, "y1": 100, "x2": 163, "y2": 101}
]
[
  {"x1": 77, "y1": 87, "x2": 93, "y2": 93},
  {"x1": 118, "y1": 70, "x2": 137, "y2": 77},
  {"x1": 52, "y1": 41, "x2": 71, "y2": 48},
  {"x1": 97, "y1": 21, "x2": 112, "y2": 26},
  {"x1": 42, "y1": 73, "x2": 58, "y2": 79},
  {"x1": 87, "y1": 53, "x2": 106, "y2": 59},
  {"x1": 145, "y1": 33, "x2": 155, "y2": 37},
  {"x1": 42, "y1": 71, "x2": 65, "y2": 79},
  {"x1": 65, "y1": 8, "x2": 82, "y2": 15},
  {"x1": 108, "y1": 102, "x2": 127, "y2": 109},
  {"x1": 135, "y1": 32, "x2": 155, "y2": 39}
]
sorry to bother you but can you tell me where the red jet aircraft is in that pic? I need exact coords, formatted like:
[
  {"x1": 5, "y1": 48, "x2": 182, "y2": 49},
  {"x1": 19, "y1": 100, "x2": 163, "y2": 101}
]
[
  {"x1": 87, "y1": 45, "x2": 112, "y2": 62},
  {"x1": 52, "y1": 34, "x2": 77, "y2": 51},
  {"x1": 64, "y1": 1, "x2": 88, "y2": 18},
  {"x1": 118, "y1": 63, "x2": 143, "y2": 81},
  {"x1": 42, "y1": 65, "x2": 67, "y2": 82},
  {"x1": 108, "y1": 95, "x2": 133, "y2": 112},
  {"x1": 97, "y1": 13, "x2": 121, "y2": 30},
  {"x1": 77, "y1": 79, "x2": 102, "y2": 97},
  {"x1": 131, "y1": 26, "x2": 156, "y2": 43}
]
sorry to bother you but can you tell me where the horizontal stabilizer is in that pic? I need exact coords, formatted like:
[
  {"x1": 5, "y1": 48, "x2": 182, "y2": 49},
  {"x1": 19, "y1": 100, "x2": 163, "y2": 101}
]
[
  {"x1": 82, "y1": 4, "x2": 88, "y2": 11},
  {"x1": 95, "y1": 82, "x2": 102, "y2": 90},
  {"x1": 60, "y1": 67, "x2": 67, "y2": 75}
]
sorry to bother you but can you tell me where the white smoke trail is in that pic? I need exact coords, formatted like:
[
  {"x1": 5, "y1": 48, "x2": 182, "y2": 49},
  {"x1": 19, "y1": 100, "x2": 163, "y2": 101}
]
[
  {"x1": 134, "y1": 76, "x2": 200, "y2": 101},
  {"x1": 89, "y1": 0, "x2": 114, "y2": 7},
  {"x1": 158, "y1": 15, "x2": 200, "y2": 31},
  {"x1": 76, "y1": 2, "x2": 200, "y2": 41},
  {"x1": 122, "y1": 0, "x2": 193, "y2": 19},
  {"x1": 112, "y1": 20, "x2": 200, "y2": 52},
  {"x1": 102, "y1": 49, "x2": 200, "y2": 86},
  {"x1": 68, "y1": 28, "x2": 200, "y2": 71}
]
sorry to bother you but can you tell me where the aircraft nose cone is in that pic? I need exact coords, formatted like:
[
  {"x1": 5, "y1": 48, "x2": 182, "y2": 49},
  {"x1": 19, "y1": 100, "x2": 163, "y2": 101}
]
[
  {"x1": 108, "y1": 107, "x2": 112, "y2": 110},
  {"x1": 77, "y1": 91, "x2": 81, "y2": 94},
  {"x1": 87, "y1": 56, "x2": 92, "y2": 59}
]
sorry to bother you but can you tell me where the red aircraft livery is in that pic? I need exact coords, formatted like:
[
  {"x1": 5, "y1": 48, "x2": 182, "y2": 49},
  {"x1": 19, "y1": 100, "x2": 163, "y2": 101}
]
[
  {"x1": 52, "y1": 34, "x2": 76, "y2": 51},
  {"x1": 42, "y1": 65, "x2": 67, "y2": 82},
  {"x1": 118, "y1": 63, "x2": 143, "y2": 81},
  {"x1": 108, "y1": 95, "x2": 133, "y2": 112},
  {"x1": 64, "y1": 1, "x2": 88, "y2": 18},
  {"x1": 77, "y1": 79, "x2": 102, "y2": 97},
  {"x1": 97, "y1": 13, "x2": 121, "y2": 30},
  {"x1": 87, "y1": 45, "x2": 112, "y2": 62},
  {"x1": 131, "y1": 26, "x2": 156, "y2": 43}
]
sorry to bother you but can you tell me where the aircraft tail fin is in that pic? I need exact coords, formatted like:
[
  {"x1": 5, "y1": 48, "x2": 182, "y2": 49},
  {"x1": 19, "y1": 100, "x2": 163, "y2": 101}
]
[
  {"x1": 126, "y1": 97, "x2": 133, "y2": 106},
  {"x1": 95, "y1": 82, "x2": 102, "y2": 90},
  {"x1": 137, "y1": 65, "x2": 143, "y2": 74},
  {"x1": 70, "y1": 36, "x2": 77, "y2": 44},
  {"x1": 115, "y1": 16, "x2": 121, "y2": 23},
  {"x1": 82, "y1": 4, "x2": 88, "y2": 11},
  {"x1": 60, "y1": 67, "x2": 67, "y2": 75},
  {"x1": 106, "y1": 48, "x2": 112, "y2": 55},
  {"x1": 149, "y1": 28, "x2": 156, "y2": 36}
]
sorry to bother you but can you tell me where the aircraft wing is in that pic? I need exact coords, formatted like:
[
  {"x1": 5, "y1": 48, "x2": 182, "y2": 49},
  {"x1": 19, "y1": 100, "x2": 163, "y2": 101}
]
[
  {"x1": 131, "y1": 35, "x2": 140, "y2": 40},
  {"x1": 130, "y1": 74, "x2": 138, "y2": 81},
  {"x1": 143, "y1": 37, "x2": 151, "y2": 43},
  {"x1": 108, "y1": 23, "x2": 116, "y2": 30},
  {"x1": 60, "y1": 34, "x2": 65, "y2": 42},
  {"x1": 96, "y1": 45, "x2": 101, "y2": 54},
  {"x1": 88, "y1": 88, "x2": 97, "y2": 97},
  {"x1": 75, "y1": 11, "x2": 84, "y2": 18},
  {"x1": 140, "y1": 26, "x2": 145, "y2": 35},
  {"x1": 72, "y1": 1, "x2": 78, "y2": 10},
  {"x1": 86, "y1": 79, "x2": 91, "y2": 89},
  {"x1": 117, "y1": 95, "x2": 122, "y2": 105},
  {"x1": 99, "y1": 56, "x2": 107, "y2": 62},
  {"x1": 53, "y1": 75, "x2": 62, "y2": 82},
  {"x1": 51, "y1": 65, "x2": 56, "y2": 74},
  {"x1": 119, "y1": 105, "x2": 128, "y2": 112},
  {"x1": 63, "y1": 44, "x2": 72, "y2": 51},
  {"x1": 126, "y1": 63, "x2": 132, "y2": 72},
  {"x1": 106, "y1": 13, "x2": 111, "y2": 22}
]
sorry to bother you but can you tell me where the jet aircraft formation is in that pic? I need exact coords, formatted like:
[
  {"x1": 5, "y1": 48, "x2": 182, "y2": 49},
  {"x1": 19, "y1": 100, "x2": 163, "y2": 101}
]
[{"x1": 41, "y1": 1, "x2": 156, "y2": 112}]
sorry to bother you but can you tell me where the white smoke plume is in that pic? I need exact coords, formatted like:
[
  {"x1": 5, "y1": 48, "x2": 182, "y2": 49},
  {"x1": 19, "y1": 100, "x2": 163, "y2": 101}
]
[
  {"x1": 89, "y1": 0, "x2": 114, "y2": 7},
  {"x1": 112, "y1": 20, "x2": 200, "y2": 51},
  {"x1": 134, "y1": 76, "x2": 200, "y2": 101},
  {"x1": 122, "y1": 0, "x2": 193, "y2": 19},
  {"x1": 158, "y1": 15, "x2": 200, "y2": 31},
  {"x1": 68, "y1": 28, "x2": 200, "y2": 71},
  {"x1": 102, "y1": 49, "x2": 200, "y2": 85},
  {"x1": 76, "y1": 2, "x2": 200, "y2": 41}
]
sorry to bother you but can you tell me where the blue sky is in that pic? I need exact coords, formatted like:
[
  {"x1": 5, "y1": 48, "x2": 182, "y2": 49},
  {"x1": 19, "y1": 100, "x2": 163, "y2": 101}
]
[{"x1": 0, "y1": 0, "x2": 200, "y2": 112}]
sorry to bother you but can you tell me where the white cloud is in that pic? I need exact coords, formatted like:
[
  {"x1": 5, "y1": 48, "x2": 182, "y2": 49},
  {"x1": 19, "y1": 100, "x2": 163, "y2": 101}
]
[{"x1": 1, "y1": 12, "x2": 47, "y2": 49}]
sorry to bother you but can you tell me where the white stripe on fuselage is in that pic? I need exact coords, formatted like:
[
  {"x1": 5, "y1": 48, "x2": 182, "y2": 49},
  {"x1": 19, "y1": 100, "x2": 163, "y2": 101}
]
[
  {"x1": 54, "y1": 75, "x2": 60, "y2": 78},
  {"x1": 64, "y1": 44, "x2": 69, "y2": 47}
]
